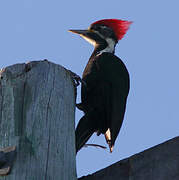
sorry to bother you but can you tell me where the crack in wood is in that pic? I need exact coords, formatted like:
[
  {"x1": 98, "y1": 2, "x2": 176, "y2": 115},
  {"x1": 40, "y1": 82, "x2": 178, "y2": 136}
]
[{"x1": 45, "y1": 64, "x2": 56, "y2": 179}]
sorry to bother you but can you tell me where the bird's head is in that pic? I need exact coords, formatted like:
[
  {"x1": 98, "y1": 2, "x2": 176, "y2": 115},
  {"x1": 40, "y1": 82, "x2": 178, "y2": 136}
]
[{"x1": 69, "y1": 19, "x2": 132, "y2": 53}]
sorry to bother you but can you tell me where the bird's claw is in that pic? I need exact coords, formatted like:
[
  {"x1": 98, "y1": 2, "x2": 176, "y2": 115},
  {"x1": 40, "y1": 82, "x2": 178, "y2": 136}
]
[{"x1": 67, "y1": 70, "x2": 86, "y2": 87}]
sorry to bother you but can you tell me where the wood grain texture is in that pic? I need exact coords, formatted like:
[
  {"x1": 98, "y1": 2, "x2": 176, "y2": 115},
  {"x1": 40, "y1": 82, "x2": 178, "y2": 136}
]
[{"x1": 0, "y1": 60, "x2": 77, "y2": 180}]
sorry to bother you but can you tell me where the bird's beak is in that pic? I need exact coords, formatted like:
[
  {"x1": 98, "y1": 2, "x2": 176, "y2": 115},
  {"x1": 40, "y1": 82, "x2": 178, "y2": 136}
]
[
  {"x1": 69, "y1": 28, "x2": 108, "y2": 47},
  {"x1": 68, "y1": 29, "x2": 97, "y2": 46},
  {"x1": 68, "y1": 29, "x2": 89, "y2": 36}
]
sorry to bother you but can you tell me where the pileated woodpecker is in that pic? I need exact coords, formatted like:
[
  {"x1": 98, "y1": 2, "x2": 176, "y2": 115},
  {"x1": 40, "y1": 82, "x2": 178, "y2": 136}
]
[{"x1": 69, "y1": 19, "x2": 132, "y2": 153}]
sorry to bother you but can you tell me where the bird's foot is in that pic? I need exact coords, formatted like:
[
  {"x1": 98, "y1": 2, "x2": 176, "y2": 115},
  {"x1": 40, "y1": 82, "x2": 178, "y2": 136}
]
[
  {"x1": 67, "y1": 70, "x2": 86, "y2": 87},
  {"x1": 67, "y1": 70, "x2": 82, "y2": 87},
  {"x1": 0, "y1": 146, "x2": 16, "y2": 176},
  {"x1": 76, "y1": 103, "x2": 85, "y2": 111}
]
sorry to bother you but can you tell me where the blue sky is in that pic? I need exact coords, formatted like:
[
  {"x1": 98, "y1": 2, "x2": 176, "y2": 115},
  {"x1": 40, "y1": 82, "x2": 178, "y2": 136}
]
[{"x1": 0, "y1": 0, "x2": 179, "y2": 178}]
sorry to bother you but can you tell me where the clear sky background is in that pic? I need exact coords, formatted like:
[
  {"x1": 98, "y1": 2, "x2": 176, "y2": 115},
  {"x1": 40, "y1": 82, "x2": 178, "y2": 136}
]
[{"x1": 0, "y1": 0, "x2": 179, "y2": 178}]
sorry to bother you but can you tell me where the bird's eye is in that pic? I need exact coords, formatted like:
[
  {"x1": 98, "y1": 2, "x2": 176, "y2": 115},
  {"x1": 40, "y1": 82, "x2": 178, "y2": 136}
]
[
  {"x1": 94, "y1": 27, "x2": 100, "y2": 31},
  {"x1": 91, "y1": 25, "x2": 110, "y2": 31},
  {"x1": 90, "y1": 24, "x2": 102, "y2": 31}
]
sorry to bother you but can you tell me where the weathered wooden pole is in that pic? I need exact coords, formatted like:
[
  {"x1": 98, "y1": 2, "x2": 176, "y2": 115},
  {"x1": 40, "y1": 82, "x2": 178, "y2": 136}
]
[{"x1": 0, "y1": 60, "x2": 77, "y2": 179}]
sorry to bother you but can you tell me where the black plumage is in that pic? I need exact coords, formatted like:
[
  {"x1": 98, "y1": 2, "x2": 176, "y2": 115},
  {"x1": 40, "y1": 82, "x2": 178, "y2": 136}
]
[
  {"x1": 76, "y1": 51, "x2": 129, "y2": 152},
  {"x1": 69, "y1": 19, "x2": 131, "y2": 153}
]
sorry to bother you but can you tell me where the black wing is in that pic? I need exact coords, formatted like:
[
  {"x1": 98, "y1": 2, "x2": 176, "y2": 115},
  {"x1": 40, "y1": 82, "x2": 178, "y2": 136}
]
[{"x1": 76, "y1": 52, "x2": 129, "y2": 152}]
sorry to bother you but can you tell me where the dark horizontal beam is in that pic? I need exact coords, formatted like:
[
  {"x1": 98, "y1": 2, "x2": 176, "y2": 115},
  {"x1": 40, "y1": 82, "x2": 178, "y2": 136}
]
[{"x1": 79, "y1": 136, "x2": 179, "y2": 180}]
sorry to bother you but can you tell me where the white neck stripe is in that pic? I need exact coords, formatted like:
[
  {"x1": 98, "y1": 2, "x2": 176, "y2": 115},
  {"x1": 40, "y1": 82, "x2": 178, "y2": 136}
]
[{"x1": 98, "y1": 38, "x2": 115, "y2": 54}]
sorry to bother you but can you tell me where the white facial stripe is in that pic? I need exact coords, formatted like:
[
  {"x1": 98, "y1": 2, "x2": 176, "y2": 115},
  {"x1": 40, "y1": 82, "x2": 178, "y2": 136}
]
[
  {"x1": 80, "y1": 29, "x2": 106, "y2": 45},
  {"x1": 92, "y1": 30, "x2": 115, "y2": 53},
  {"x1": 93, "y1": 30, "x2": 105, "y2": 39},
  {"x1": 99, "y1": 38, "x2": 115, "y2": 54},
  {"x1": 80, "y1": 31, "x2": 116, "y2": 54},
  {"x1": 80, "y1": 34, "x2": 96, "y2": 46}
]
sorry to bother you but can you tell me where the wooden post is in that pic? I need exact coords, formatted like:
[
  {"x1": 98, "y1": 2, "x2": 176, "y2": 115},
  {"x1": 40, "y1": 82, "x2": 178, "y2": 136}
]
[{"x1": 0, "y1": 60, "x2": 77, "y2": 179}]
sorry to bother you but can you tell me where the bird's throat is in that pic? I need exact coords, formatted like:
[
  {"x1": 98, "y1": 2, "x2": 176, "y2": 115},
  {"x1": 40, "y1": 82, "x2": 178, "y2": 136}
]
[{"x1": 95, "y1": 38, "x2": 116, "y2": 56}]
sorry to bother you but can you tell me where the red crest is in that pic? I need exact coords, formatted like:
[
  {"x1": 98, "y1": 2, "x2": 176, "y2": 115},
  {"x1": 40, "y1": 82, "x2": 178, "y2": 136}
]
[{"x1": 92, "y1": 19, "x2": 132, "y2": 40}]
